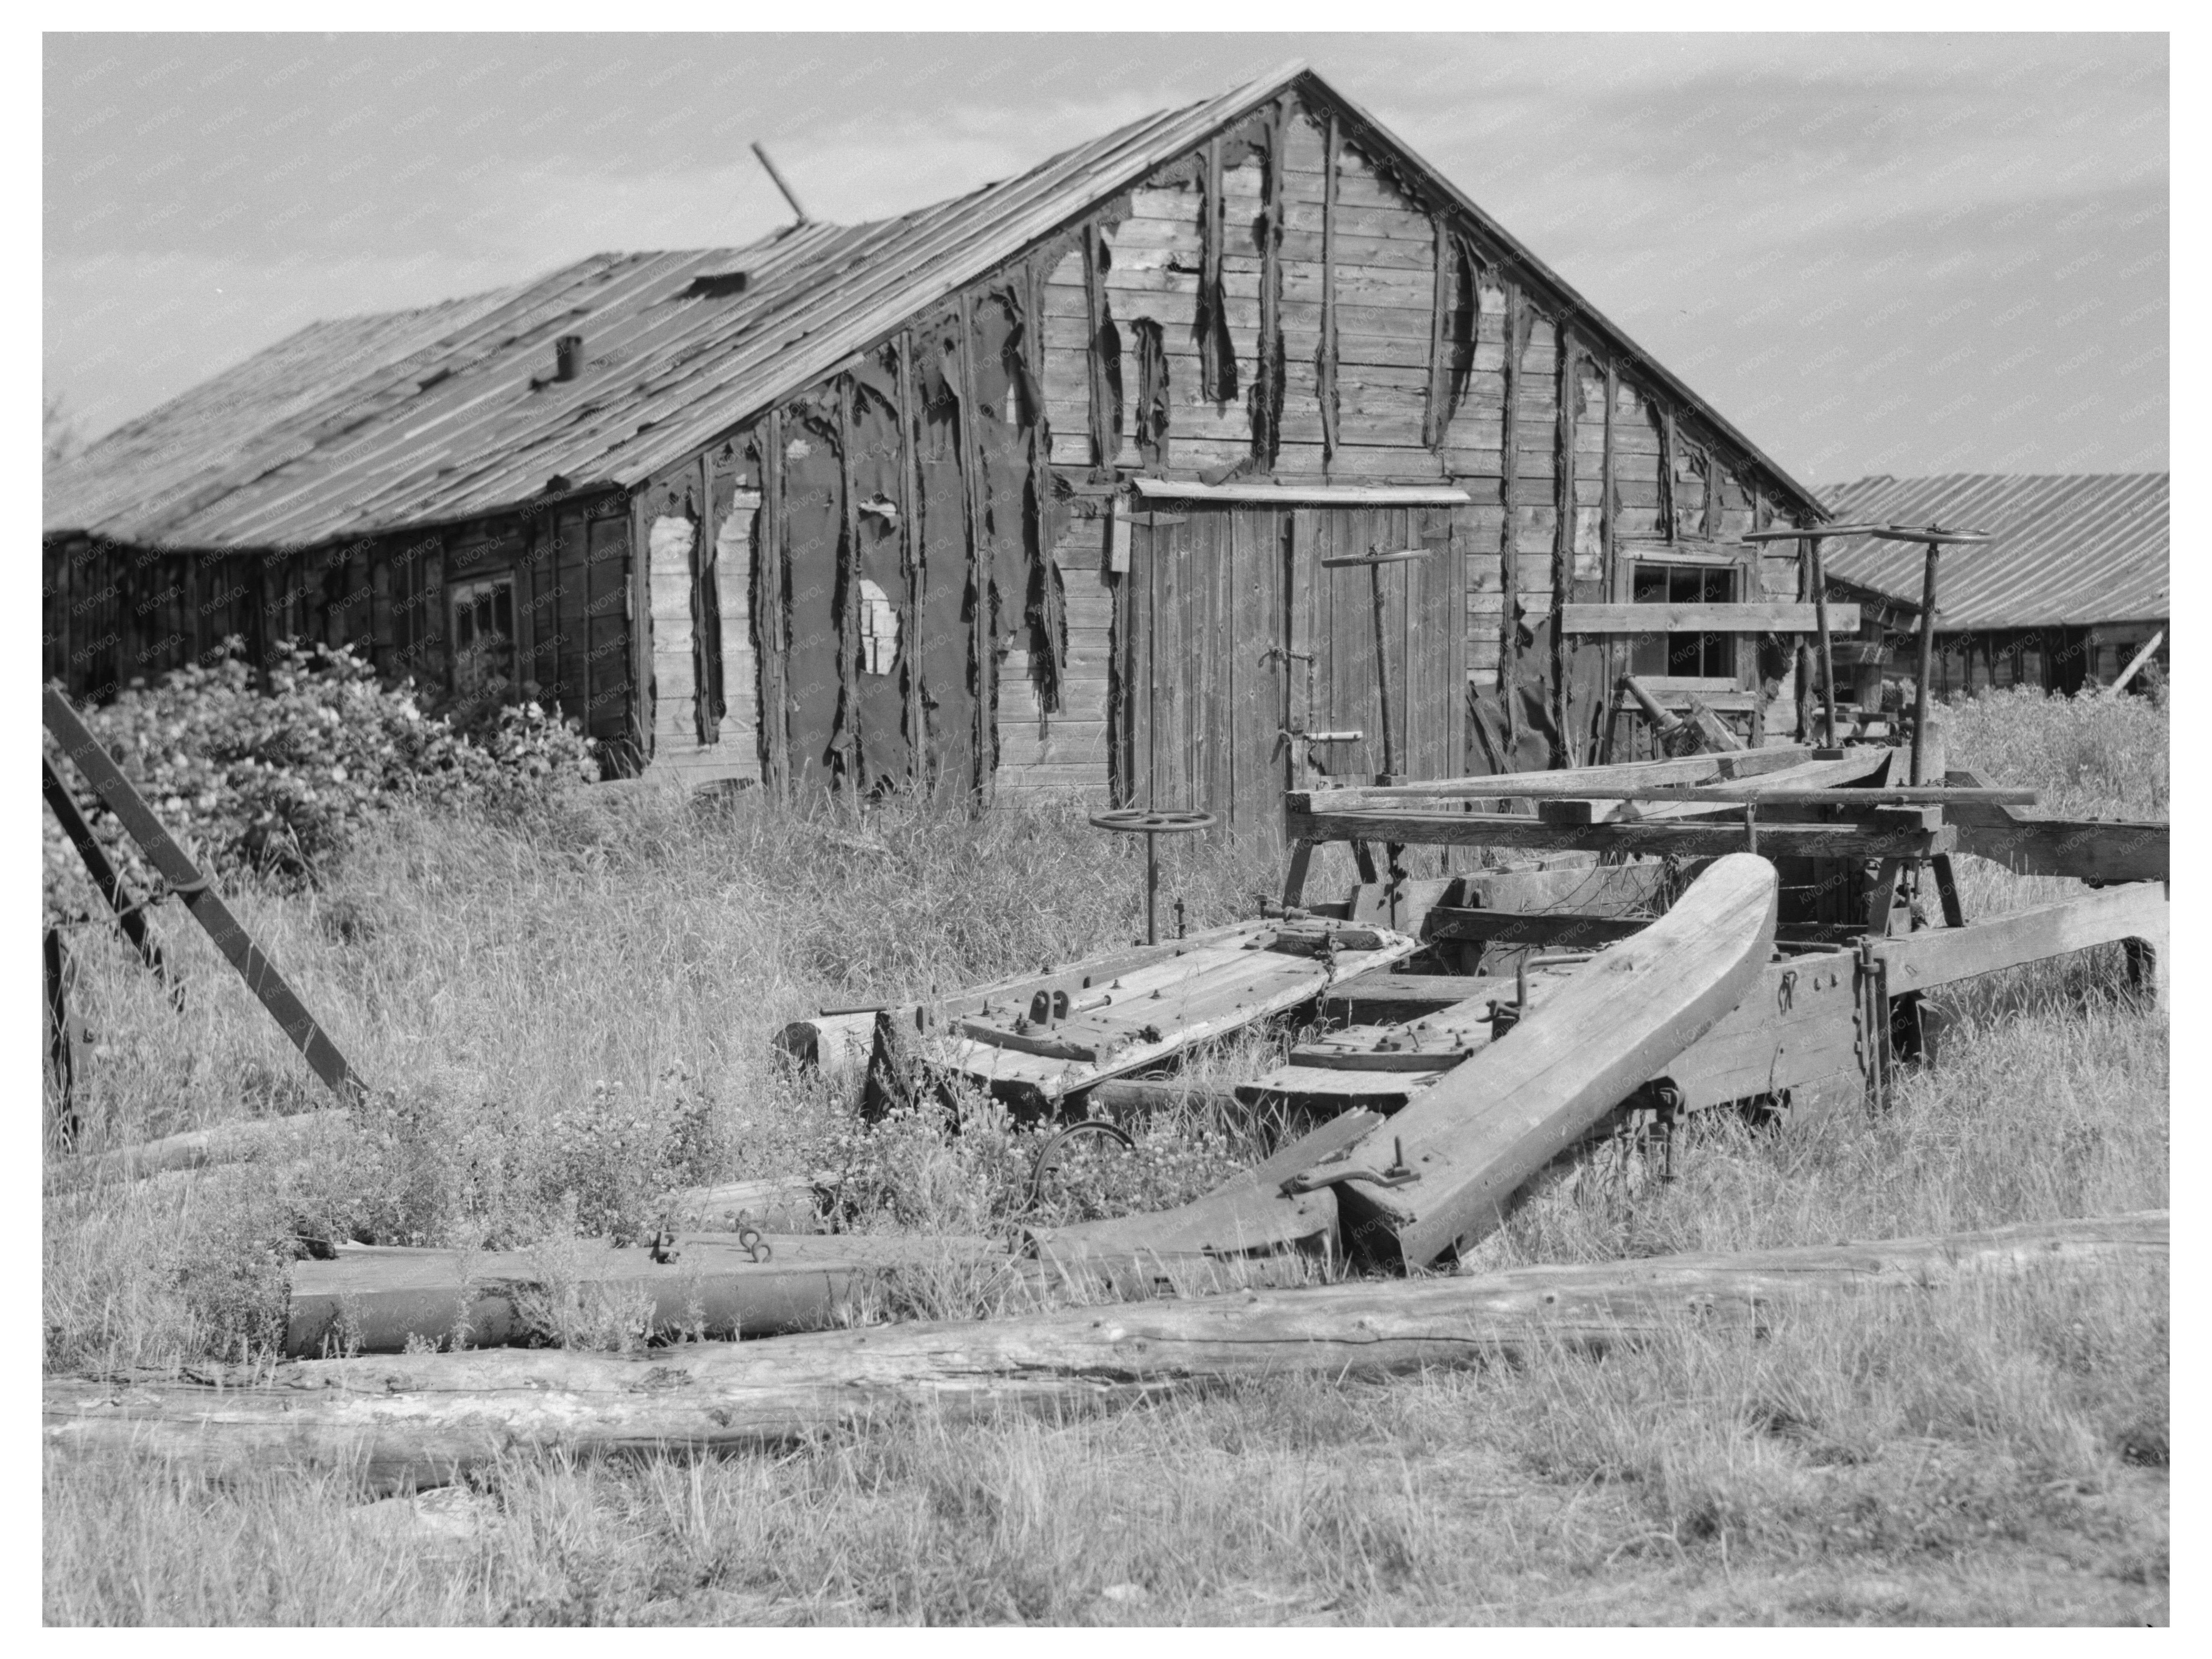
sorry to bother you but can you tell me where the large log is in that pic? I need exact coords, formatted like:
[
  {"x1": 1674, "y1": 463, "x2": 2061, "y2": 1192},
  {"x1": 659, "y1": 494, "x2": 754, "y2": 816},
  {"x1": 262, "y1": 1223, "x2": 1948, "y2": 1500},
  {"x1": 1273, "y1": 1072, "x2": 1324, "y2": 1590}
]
[
  {"x1": 43, "y1": 1212, "x2": 2166, "y2": 1493},
  {"x1": 48, "y1": 1110, "x2": 348, "y2": 1188},
  {"x1": 285, "y1": 1232, "x2": 998, "y2": 1358}
]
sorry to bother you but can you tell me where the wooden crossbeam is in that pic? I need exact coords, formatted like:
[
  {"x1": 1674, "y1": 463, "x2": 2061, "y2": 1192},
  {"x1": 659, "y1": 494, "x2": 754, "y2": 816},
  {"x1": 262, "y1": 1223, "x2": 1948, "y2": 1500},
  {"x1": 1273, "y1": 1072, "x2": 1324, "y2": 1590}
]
[
  {"x1": 1563, "y1": 602, "x2": 1862, "y2": 634},
  {"x1": 1285, "y1": 807, "x2": 1954, "y2": 860},
  {"x1": 1289, "y1": 745, "x2": 1821, "y2": 810}
]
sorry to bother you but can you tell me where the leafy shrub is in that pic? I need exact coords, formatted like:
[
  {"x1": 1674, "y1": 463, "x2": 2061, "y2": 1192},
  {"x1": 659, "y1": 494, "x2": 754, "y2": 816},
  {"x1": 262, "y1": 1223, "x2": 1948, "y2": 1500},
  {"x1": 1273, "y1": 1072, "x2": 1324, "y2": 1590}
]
[
  {"x1": 820, "y1": 1088, "x2": 1247, "y2": 1240},
  {"x1": 278, "y1": 1068, "x2": 730, "y2": 1255},
  {"x1": 43, "y1": 640, "x2": 596, "y2": 900}
]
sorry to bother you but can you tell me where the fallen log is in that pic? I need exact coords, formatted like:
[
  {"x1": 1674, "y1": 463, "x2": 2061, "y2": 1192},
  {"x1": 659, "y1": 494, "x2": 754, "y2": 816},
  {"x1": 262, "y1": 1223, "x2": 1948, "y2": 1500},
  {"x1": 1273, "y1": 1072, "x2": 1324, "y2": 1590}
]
[
  {"x1": 285, "y1": 1231, "x2": 1000, "y2": 1357},
  {"x1": 43, "y1": 1211, "x2": 2164, "y2": 1491},
  {"x1": 664, "y1": 1171, "x2": 840, "y2": 1232},
  {"x1": 47, "y1": 1110, "x2": 348, "y2": 1188}
]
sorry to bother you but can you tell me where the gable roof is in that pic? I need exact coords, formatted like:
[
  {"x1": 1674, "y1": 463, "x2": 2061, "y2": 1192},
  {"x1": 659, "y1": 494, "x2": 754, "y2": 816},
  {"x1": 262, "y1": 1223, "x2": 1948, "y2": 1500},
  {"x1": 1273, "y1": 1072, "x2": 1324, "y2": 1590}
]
[
  {"x1": 1818, "y1": 473, "x2": 2169, "y2": 630},
  {"x1": 46, "y1": 63, "x2": 1825, "y2": 552}
]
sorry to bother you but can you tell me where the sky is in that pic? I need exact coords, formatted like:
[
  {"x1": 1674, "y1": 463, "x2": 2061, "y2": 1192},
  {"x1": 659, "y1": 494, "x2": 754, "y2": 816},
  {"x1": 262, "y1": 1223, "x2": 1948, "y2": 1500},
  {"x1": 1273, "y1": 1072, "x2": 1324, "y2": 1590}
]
[{"x1": 43, "y1": 31, "x2": 2169, "y2": 487}]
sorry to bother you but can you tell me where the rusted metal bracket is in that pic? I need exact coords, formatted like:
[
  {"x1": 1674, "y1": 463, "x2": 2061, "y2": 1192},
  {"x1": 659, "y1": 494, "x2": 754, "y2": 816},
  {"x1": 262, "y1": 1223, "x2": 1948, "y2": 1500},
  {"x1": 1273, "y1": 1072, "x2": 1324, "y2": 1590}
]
[{"x1": 42, "y1": 685, "x2": 366, "y2": 1109}]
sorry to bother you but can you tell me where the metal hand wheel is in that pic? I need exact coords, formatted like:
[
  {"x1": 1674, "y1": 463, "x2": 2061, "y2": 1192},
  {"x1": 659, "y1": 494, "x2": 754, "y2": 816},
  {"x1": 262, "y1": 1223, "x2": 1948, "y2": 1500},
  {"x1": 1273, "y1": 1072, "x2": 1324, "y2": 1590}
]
[{"x1": 1089, "y1": 808, "x2": 1217, "y2": 944}]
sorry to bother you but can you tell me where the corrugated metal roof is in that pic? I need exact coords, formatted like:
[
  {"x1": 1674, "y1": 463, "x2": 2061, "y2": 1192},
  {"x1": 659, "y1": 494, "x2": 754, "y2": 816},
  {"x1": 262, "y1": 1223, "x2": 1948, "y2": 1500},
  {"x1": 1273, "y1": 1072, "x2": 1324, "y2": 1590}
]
[
  {"x1": 1818, "y1": 473, "x2": 2169, "y2": 630},
  {"x1": 46, "y1": 63, "x2": 1824, "y2": 552}
]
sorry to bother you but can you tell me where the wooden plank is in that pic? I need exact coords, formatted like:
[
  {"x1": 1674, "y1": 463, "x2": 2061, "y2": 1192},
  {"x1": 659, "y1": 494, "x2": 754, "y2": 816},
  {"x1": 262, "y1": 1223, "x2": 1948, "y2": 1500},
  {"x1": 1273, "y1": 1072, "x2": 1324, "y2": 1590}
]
[
  {"x1": 46, "y1": 1215, "x2": 2166, "y2": 1492},
  {"x1": 1661, "y1": 951, "x2": 1862, "y2": 1109},
  {"x1": 1293, "y1": 744, "x2": 1820, "y2": 807},
  {"x1": 1422, "y1": 909, "x2": 1652, "y2": 948},
  {"x1": 1130, "y1": 478, "x2": 1469, "y2": 505},
  {"x1": 1286, "y1": 806, "x2": 1955, "y2": 860},
  {"x1": 1290, "y1": 853, "x2": 1778, "y2": 1267},
  {"x1": 1563, "y1": 602, "x2": 1862, "y2": 634}
]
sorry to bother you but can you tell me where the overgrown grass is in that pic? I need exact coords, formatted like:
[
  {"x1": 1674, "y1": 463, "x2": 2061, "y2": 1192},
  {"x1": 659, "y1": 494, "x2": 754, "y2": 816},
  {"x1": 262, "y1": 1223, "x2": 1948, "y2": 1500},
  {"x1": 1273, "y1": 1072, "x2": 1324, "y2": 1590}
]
[{"x1": 42, "y1": 688, "x2": 2167, "y2": 1623}]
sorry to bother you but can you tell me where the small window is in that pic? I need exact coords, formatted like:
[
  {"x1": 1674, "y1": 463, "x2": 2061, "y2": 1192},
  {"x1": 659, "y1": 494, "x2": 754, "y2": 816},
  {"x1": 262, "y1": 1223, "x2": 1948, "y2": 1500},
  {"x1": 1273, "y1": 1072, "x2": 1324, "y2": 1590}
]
[
  {"x1": 450, "y1": 573, "x2": 516, "y2": 698},
  {"x1": 1629, "y1": 561, "x2": 1736, "y2": 679}
]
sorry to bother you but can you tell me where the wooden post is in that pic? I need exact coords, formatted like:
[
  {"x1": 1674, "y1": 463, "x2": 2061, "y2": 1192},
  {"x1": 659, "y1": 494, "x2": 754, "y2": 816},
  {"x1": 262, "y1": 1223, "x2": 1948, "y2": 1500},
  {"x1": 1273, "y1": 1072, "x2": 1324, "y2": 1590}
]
[
  {"x1": 1912, "y1": 541, "x2": 1940, "y2": 786},
  {"x1": 1808, "y1": 533, "x2": 1839, "y2": 747}
]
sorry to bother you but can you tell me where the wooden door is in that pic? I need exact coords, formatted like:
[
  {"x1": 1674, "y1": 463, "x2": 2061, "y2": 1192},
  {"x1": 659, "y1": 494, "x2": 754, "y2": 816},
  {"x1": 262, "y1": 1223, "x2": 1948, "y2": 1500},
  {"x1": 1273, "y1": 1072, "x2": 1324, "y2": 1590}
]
[
  {"x1": 1123, "y1": 504, "x2": 1288, "y2": 826},
  {"x1": 1295, "y1": 506, "x2": 1463, "y2": 789},
  {"x1": 1119, "y1": 502, "x2": 1464, "y2": 832}
]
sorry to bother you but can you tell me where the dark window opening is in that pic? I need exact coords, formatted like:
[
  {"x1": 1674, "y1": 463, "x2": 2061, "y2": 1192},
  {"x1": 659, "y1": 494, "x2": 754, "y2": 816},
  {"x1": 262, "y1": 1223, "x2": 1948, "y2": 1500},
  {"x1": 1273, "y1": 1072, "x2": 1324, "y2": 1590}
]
[
  {"x1": 1628, "y1": 560, "x2": 1736, "y2": 679},
  {"x1": 450, "y1": 573, "x2": 517, "y2": 700}
]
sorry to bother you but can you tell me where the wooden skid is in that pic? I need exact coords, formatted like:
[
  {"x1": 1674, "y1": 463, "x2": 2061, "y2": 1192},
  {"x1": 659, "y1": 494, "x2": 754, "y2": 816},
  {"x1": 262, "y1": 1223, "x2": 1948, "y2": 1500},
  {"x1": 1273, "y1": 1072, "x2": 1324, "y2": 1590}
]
[
  {"x1": 1027, "y1": 1110, "x2": 1381, "y2": 1269},
  {"x1": 1290, "y1": 854, "x2": 1779, "y2": 1268},
  {"x1": 927, "y1": 921, "x2": 1417, "y2": 1103},
  {"x1": 1319, "y1": 973, "x2": 1493, "y2": 1023}
]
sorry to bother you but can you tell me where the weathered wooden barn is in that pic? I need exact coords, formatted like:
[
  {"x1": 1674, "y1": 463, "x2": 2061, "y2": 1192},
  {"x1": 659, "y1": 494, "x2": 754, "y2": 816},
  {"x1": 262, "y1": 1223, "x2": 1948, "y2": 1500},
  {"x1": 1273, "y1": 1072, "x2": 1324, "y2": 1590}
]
[
  {"x1": 43, "y1": 63, "x2": 1831, "y2": 828},
  {"x1": 1820, "y1": 473, "x2": 2169, "y2": 698}
]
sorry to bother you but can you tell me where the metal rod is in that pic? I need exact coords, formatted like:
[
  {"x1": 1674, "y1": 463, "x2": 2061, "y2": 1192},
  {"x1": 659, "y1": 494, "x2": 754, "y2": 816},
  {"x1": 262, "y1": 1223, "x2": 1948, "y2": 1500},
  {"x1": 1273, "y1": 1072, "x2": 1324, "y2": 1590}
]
[
  {"x1": 1807, "y1": 535, "x2": 1839, "y2": 748},
  {"x1": 750, "y1": 141, "x2": 810, "y2": 225},
  {"x1": 1912, "y1": 541, "x2": 1941, "y2": 787},
  {"x1": 1144, "y1": 830, "x2": 1159, "y2": 947},
  {"x1": 43, "y1": 687, "x2": 364, "y2": 1108},
  {"x1": 1368, "y1": 558, "x2": 1396, "y2": 779}
]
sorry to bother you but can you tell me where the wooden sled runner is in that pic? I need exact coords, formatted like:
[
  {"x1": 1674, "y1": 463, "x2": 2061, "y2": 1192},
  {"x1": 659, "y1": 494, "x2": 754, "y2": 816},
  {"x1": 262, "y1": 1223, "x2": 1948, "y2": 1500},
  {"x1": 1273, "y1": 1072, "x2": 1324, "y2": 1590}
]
[{"x1": 1035, "y1": 853, "x2": 1778, "y2": 1274}]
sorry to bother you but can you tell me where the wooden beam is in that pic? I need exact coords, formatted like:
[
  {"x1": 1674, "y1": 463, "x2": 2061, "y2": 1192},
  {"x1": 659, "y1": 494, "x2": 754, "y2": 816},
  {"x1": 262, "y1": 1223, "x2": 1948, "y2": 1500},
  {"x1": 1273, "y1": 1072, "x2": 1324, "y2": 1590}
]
[
  {"x1": 1950, "y1": 819, "x2": 2169, "y2": 885},
  {"x1": 1421, "y1": 909, "x2": 1650, "y2": 947},
  {"x1": 1319, "y1": 973, "x2": 1495, "y2": 1022},
  {"x1": 44, "y1": 1215, "x2": 2167, "y2": 1492},
  {"x1": 1563, "y1": 602, "x2": 1863, "y2": 635},
  {"x1": 1874, "y1": 884, "x2": 2167, "y2": 1003},
  {"x1": 1943, "y1": 769, "x2": 2169, "y2": 883},
  {"x1": 1286, "y1": 806, "x2": 1955, "y2": 860},
  {"x1": 1290, "y1": 744, "x2": 1820, "y2": 808},
  {"x1": 1129, "y1": 478, "x2": 1470, "y2": 506}
]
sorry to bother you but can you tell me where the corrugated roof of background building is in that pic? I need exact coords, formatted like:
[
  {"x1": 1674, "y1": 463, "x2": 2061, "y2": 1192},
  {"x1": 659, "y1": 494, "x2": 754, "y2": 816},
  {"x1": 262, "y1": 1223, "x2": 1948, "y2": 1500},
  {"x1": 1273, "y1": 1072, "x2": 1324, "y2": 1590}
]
[
  {"x1": 46, "y1": 63, "x2": 1823, "y2": 552},
  {"x1": 1818, "y1": 473, "x2": 2168, "y2": 630}
]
